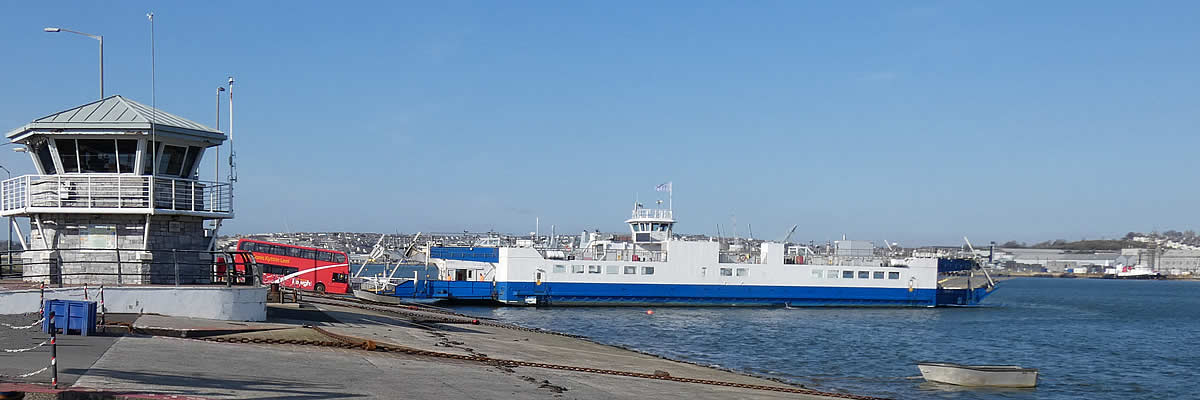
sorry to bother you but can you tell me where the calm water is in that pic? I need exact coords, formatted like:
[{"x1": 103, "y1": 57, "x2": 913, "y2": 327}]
[{"x1": 450, "y1": 278, "x2": 1200, "y2": 400}]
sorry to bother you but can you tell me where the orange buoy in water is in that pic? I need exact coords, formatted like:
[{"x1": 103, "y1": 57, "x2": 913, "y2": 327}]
[{"x1": 646, "y1": 310, "x2": 654, "y2": 315}]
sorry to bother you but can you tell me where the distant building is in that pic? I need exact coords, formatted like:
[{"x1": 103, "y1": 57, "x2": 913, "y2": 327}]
[
  {"x1": 992, "y1": 248, "x2": 1118, "y2": 273},
  {"x1": 1117, "y1": 248, "x2": 1200, "y2": 275}
]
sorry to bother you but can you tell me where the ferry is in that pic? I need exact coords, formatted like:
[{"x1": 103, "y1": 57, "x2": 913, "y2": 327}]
[{"x1": 406, "y1": 197, "x2": 996, "y2": 307}]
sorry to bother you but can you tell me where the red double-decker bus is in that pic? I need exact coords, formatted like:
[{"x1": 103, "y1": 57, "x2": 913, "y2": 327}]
[{"x1": 235, "y1": 239, "x2": 351, "y2": 294}]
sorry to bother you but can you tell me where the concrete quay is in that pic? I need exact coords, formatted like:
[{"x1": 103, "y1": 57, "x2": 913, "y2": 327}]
[{"x1": 1, "y1": 300, "x2": 882, "y2": 400}]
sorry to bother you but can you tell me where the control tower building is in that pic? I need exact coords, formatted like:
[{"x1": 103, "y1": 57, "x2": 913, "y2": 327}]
[{"x1": 2, "y1": 95, "x2": 233, "y2": 284}]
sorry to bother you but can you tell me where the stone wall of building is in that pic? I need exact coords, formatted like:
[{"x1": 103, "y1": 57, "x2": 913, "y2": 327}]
[{"x1": 23, "y1": 213, "x2": 215, "y2": 285}]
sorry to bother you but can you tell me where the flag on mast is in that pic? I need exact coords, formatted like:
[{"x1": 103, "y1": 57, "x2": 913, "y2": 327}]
[{"x1": 655, "y1": 182, "x2": 672, "y2": 192}]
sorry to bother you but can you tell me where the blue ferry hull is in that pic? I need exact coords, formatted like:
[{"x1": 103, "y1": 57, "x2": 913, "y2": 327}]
[
  {"x1": 394, "y1": 280, "x2": 994, "y2": 307},
  {"x1": 494, "y1": 282, "x2": 942, "y2": 307}
]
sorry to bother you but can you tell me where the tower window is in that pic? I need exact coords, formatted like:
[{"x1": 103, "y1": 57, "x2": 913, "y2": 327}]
[
  {"x1": 32, "y1": 139, "x2": 57, "y2": 174},
  {"x1": 56, "y1": 139, "x2": 79, "y2": 173}
]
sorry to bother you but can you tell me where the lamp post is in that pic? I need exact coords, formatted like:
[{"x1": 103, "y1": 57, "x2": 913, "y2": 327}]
[
  {"x1": 0, "y1": 165, "x2": 10, "y2": 274},
  {"x1": 44, "y1": 27, "x2": 104, "y2": 99},
  {"x1": 215, "y1": 86, "x2": 224, "y2": 182}
]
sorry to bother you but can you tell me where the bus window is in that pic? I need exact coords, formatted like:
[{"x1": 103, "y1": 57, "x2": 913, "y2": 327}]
[
  {"x1": 239, "y1": 241, "x2": 256, "y2": 251},
  {"x1": 301, "y1": 249, "x2": 316, "y2": 260},
  {"x1": 334, "y1": 253, "x2": 346, "y2": 264},
  {"x1": 287, "y1": 247, "x2": 302, "y2": 258},
  {"x1": 332, "y1": 273, "x2": 348, "y2": 283}
]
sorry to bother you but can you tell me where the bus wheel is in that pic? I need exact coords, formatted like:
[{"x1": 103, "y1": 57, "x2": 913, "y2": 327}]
[{"x1": 315, "y1": 283, "x2": 326, "y2": 294}]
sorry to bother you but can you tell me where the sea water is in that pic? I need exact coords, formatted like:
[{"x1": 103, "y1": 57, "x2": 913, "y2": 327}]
[{"x1": 451, "y1": 278, "x2": 1200, "y2": 399}]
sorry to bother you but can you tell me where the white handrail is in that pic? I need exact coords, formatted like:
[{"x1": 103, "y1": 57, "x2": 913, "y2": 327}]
[{"x1": 0, "y1": 174, "x2": 232, "y2": 215}]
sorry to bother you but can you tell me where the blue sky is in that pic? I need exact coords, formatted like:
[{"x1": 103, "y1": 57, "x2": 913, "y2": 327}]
[{"x1": 1, "y1": 1, "x2": 1197, "y2": 245}]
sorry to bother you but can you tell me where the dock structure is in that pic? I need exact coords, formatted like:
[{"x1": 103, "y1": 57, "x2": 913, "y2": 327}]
[{"x1": 3, "y1": 95, "x2": 232, "y2": 285}]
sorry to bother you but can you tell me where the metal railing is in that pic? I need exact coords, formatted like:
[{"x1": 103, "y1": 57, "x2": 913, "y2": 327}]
[
  {"x1": 0, "y1": 174, "x2": 232, "y2": 216},
  {"x1": 539, "y1": 248, "x2": 668, "y2": 262},
  {"x1": 0, "y1": 248, "x2": 258, "y2": 287},
  {"x1": 631, "y1": 208, "x2": 672, "y2": 220}
]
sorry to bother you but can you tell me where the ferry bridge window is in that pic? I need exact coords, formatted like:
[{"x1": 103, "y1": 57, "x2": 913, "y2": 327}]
[
  {"x1": 843, "y1": 271, "x2": 855, "y2": 279},
  {"x1": 553, "y1": 265, "x2": 566, "y2": 273},
  {"x1": 588, "y1": 265, "x2": 602, "y2": 274},
  {"x1": 641, "y1": 266, "x2": 655, "y2": 275},
  {"x1": 888, "y1": 272, "x2": 901, "y2": 279},
  {"x1": 858, "y1": 271, "x2": 870, "y2": 279},
  {"x1": 624, "y1": 266, "x2": 637, "y2": 274},
  {"x1": 720, "y1": 268, "x2": 733, "y2": 276},
  {"x1": 56, "y1": 139, "x2": 79, "y2": 173},
  {"x1": 736, "y1": 268, "x2": 748, "y2": 277},
  {"x1": 606, "y1": 265, "x2": 619, "y2": 274},
  {"x1": 873, "y1": 271, "x2": 885, "y2": 279},
  {"x1": 812, "y1": 269, "x2": 823, "y2": 278},
  {"x1": 828, "y1": 270, "x2": 839, "y2": 278},
  {"x1": 572, "y1": 265, "x2": 585, "y2": 273}
]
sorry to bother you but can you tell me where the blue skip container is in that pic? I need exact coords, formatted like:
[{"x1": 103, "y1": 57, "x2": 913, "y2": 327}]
[{"x1": 43, "y1": 299, "x2": 97, "y2": 336}]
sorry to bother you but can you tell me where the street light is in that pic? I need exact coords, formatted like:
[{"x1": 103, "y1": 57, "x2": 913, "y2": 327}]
[
  {"x1": 44, "y1": 27, "x2": 104, "y2": 99},
  {"x1": 0, "y1": 165, "x2": 10, "y2": 274}
]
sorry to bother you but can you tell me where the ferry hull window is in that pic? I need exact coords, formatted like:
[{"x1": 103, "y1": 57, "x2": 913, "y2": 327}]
[
  {"x1": 873, "y1": 271, "x2": 885, "y2": 279},
  {"x1": 720, "y1": 268, "x2": 733, "y2": 276},
  {"x1": 858, "y1": 271, "x2": 870, "y2": 279},
  {"x1": 812, "y1": 269, "x2": 823, "y2": 278},
  {"x1": 736, "y1": 268, "x2": 748, "y2": 277},
  {"x1": 605, "y1": 265, "x2": 619, "y2": 274},
  {"x1": 828, "y1": 270, "x2": 839, "y2": 278},
  {"x1": 553, "y1": 265, "x2": 566, "y2": 273},
  {"x1": 641, "y1": 266, "x2": 655, "y2": 275},
  {"x1": 888, "y1": 272, "x2": 901, "y2": 279},
  {"x1": 843, "y1": 271, "x2": 855, "y2": 279},
  {"x1": 624, "y1": 266, "x2": 637, "y2": 274},
  {"x1": 588, "y1": 265, "x2": 601, "y2": 274},
  {"x1": 572, "y1": 265, "x2": 585, "y2": 274}
]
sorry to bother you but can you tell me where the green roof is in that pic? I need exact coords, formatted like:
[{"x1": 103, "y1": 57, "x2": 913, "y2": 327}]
[{"x1": 7, "y1": 95, "x2": 225, "y2": 142}]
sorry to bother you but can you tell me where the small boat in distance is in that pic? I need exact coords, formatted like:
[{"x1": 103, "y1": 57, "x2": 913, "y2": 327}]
[{"x1": 917, "y1": 362, "x2": 1038, "y2": 388}]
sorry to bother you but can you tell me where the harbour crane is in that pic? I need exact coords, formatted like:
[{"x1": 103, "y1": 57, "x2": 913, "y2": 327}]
[{"x1": 781, "y1": 224, "x2": 798, "y2": 243}]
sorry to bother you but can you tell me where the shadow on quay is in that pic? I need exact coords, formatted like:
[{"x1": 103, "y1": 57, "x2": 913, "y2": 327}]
[{"x1": 62, "y1": 368, "x2": 369, "y2": 399}]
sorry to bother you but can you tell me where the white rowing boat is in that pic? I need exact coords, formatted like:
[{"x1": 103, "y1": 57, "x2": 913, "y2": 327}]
[{"x1": 917, "y1": 362, "x2": 1038, "y2": 388}]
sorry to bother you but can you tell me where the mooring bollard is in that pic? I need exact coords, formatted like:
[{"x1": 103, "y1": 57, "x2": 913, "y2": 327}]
[
  {"x1": 99, "y1": 285, "x2": 106, "y2": 325},
  {"x1": 48, "y1": 311, "x2": 57, "y2": 389}
]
